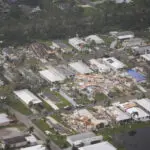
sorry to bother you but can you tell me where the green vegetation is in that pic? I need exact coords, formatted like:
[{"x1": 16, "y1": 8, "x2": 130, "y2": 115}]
[
  {"x1": 6, "y1": 95, "x2": 32, "y2": 115},
  {"x1": 83, "y1": 7, "x2": 95, "y2": 17},
  {"x1": 0, "y1": 123, "x2": 26, "y2": 130},
  {"x1": 42, "y1": 101, "x2": 53, "y2": 112},
  {"x1": 34, "y1": 119, "x2": 70, "y2": 148},
  {"x1": 38, "y1": 40, "x2": 52, "y2": 46},
  {"x1": 53, "y1": 92, "x2": 71, "y2": 108},
  {"x1": 34, "y1": 119, "x2": 50, "y2": 131},
  {"x1": 1, "y1": 0, "x2": 150, "y2": 45},
  {"x1": 51, "y1": 113, "x2": 62, "y2": 122},
  {"x1": 76, "y1": 94, "x2": 91, "y2": 105},
  {"x1": 94, "y1": 92, "x2": 107, "y2": 101}
]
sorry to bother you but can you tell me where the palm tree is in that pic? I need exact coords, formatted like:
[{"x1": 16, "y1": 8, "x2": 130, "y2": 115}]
[
  {"x1": 28, "y1": 126, "x2": 34, "y2": 134},
  {"x1": 131, "y1": 112, "x2": 139, "y2": 120},
  {"x1": 43, "y1": 139, "x2": 51, "y2": 150}
]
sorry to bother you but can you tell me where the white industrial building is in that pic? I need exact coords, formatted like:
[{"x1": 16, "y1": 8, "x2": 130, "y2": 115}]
[
  {"x1": 116, "y1": 31, "x2": 134, "y2": 40},
  {"x1": 140, "y1": 54, "x2": 150, "y2": 62},
  {"x1": 20, "y1": 145, "x2": 46, "y2": 150},
  {"x1": 106, "y1": 106, "x2": 131, "y2": 122},
  {"x1": 67, "y1": 132, "x2": 103, "y2": 146},
  {"x1": 122, "y1": 38, "x2": 145, "y2": 47},
  {"x1": 14, "y1": 89, "x2": 42, "y2": 106},
  {"x1": 132, "y1": 45, "x2": 150, "y2": 55},
  {"x1": 103, "y1": 57, "x2": 126, "y2": 71},
  {"x1": 119, "y1": 102, "x2": 150, "y2": 121},
  {"x1": 67, "y1": 132, "x2": 95, "y2": 145},
  {"x1": 79, "y1": 141, "x2": 117, "y2": 150},
  {"x1": 89, "y1": 59, "x2": 110, "y2": 73},
  {"x1": 25, "y1": 135, "x2": 37, "y2": 145},
  {"x1": 134, "y1": 98, "x2": 150, "y2": 113},
  {"x1": 39, "y1": 66, "x2": 66, "y2": 83},
  {"x1": 0, "y1": 113, "x2": 11, "y2": 126},
  {"x1": 69, "y1": 61, "x2": 93, "y2": 74},
  {"x1": 68, "y1": 37, "x2": 87, "y2": 51},
  {"x1": 85, "y1": 35, "x2": 104, "y2": 44},
  {"x1": 112, "y1": 0, "x2": 131, "y2": 3}
]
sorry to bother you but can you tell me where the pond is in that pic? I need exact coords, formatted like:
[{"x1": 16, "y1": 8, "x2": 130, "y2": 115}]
[{"x1": 113, "y1": 127, "x2": 150, "y2": 150}]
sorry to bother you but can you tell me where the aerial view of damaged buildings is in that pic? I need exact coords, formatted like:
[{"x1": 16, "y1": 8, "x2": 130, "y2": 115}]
[{"x1": 0, "y1": 30, "x2": 150, "y2": 150}]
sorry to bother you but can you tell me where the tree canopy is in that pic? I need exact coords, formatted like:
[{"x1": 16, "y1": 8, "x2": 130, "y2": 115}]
[{"x1": 0, "y1": 0, "x2": 150, "y2": 45}]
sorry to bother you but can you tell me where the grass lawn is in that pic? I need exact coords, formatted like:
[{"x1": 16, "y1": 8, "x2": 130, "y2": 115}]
[
  {"x1": 42, "y1": 100, "x2": 53, "y2": 112},
  {"x1": 51, "y1": 113, "x2": 62, "y2": 122},
  {"x1": 38, "y1": 40, "x2": 52, "y2": 46},
  {"x1": 33, "y1": 119, "x2": 70, "y2": 148},
  {"x1": 7, "y1": 96, "x2": 32, "y2": 115},
  {"x1": 76, "y1": 95, "x2": 91, "y2": 105},
  {"x1": 53, "y1": 92, "x2": 71, "y2": 108},
  {"x1": 34, "y1": 119, "x2": 50, "y2": 131},
  {"x1": 0, "y1": 123, "x2": 26, "y2": 130},
  {"x1": 94, "y1": 93, "x2": 107, "y2": 101}
]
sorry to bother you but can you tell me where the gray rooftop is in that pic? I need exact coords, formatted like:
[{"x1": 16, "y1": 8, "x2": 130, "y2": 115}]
[
  {"x1": 53, "y1": 40, "x2": 72, "y2": 50},
  {"x1": 67, "y1": 132, "x2": 95, "y2": 143}
]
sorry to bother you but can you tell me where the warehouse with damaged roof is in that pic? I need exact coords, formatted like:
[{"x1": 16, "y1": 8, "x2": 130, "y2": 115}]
[
  {"x1": 68, "y1": 37, "x2": 87, "y2": 51},
  {"x1": 79, "y1": 141, "x2": 117, "y2": 150},
  {"x1": 69, "y1": 61, "x2": 93, "y2": 74},
  {"x1": 39, "y1": 65, "x2": 66, "y2": 83},
  {"x1": 118, "y1": 101, "x2": 150, "y2": 121},
  {"x1": 89, "y1": 58, "x2": 110, "y2": 73},
  {"x1": 140, "y1": 53, "x2": 150, "y2": 62},
  {"x1": 103, "y1": 57, "x2": 126, "y2": 71},
  {"x1": 134, "y1": 98, "x2": 150, "y2": 114},
  {"x1": 105, "y1": 106, "x2": 131, "y2": 122},
  {"x1": 85, "y1": 35, "x2": 104, "y2": 44}
]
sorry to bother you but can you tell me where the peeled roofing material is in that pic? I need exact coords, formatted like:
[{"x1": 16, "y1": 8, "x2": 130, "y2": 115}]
[{"x1": 127, "y1": 70, "x2": 146, "y2": 82}]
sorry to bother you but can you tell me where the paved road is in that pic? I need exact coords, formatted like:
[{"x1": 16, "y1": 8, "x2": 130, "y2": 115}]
[{"x1": 5, "y1": 106, "x2": 61, "y2": 150}]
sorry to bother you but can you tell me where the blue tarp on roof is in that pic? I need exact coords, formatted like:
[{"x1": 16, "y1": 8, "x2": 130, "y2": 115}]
[{"x1": 127, "y1": 70, "x2": 146, "y2": 82}]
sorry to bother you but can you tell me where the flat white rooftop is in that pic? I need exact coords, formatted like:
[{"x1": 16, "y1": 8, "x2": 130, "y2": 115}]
[
  {"x1": 25, "y1": 134, "x2": 37, "y2": 144},
  {"x1": 89, "y1": 59, "x2": 110, "y2": 73},
  {"x1": 119, "y1": 102, "x2": 149, "y2": 119},
  {"x1": 122, "y1": 38, "x2": 145, "y2": 47},
  {"x1": 135, "y1": 98, "x2": 150, "y2": 112},
  {"x1": 67, "y1": 132, "x2": 95, "y2": 145},
  {"x1": 85, "y1": 35, "x2": 104, "y2": 44},
  {"x1": 69, "y1": 61, "x2": 93, "y2": 74},
  {"x1": 69, "y1": 37, "x2": 86, "y2": 45},
  {"x1": 20, "y1": 145, "x2": 46, "y2": 150},
  {"x1": 141, "y1": 54, "x2": 150, "y2": 61},
  {"x1": 39, "y1": 66, "x2": 66, "y2": 82},
  {"x1": 106, "y1": 106, "x2": 131, "y2": 122},
  {"x1": 116, "y1": 31, "x2": 134, "y2": 40},
  {"x1": 127, "y1": 107, "x2": 149, "y2": 119},
  {"x1": 14, "y1": 89, "x2": 42, "y2": 105},
  {"x1": 0, "y1": 113, "x2": 10, "y2": 125},
  {"x1": 79, "y1": 141, "x2": 117, "y2": 150},
  {"x1": 103, "y1": 57, "x2": 126, "y2": 70}
]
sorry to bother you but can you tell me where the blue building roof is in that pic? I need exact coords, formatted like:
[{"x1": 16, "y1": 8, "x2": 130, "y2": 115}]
[{"x1": 127, "y1": 70, "x2": 146, "y2": 82}]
